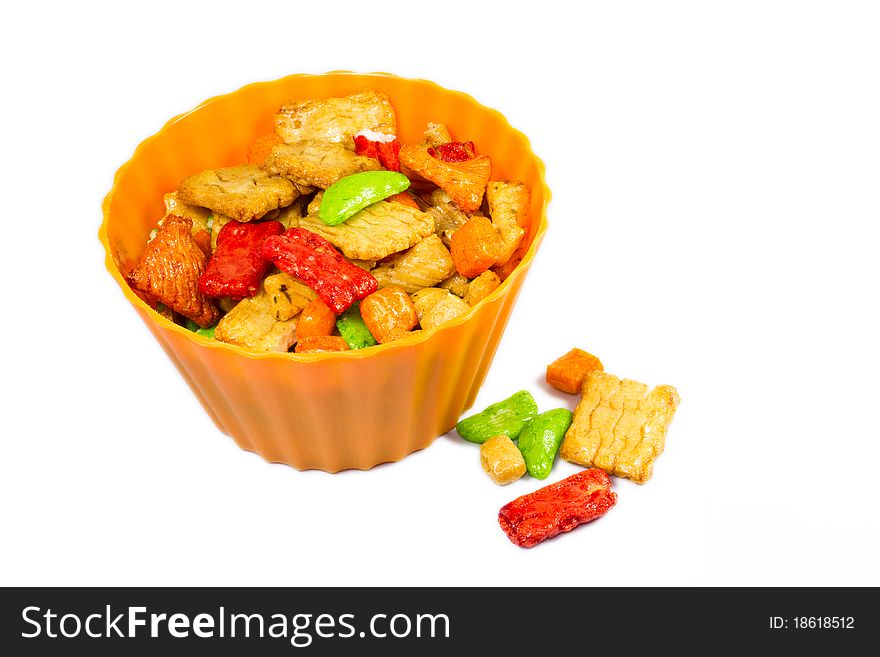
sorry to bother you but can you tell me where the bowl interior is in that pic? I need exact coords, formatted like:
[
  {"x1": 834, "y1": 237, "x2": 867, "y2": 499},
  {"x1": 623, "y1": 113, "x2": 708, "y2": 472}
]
[{"x1": 102, "y1": 72, "x2": 548, "y2": 325}]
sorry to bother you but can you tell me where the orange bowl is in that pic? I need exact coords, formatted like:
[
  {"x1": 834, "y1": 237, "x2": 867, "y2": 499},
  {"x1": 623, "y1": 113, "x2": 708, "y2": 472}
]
[{"x1": 99, "y1": 72, "x2": 549, "y2": 472}]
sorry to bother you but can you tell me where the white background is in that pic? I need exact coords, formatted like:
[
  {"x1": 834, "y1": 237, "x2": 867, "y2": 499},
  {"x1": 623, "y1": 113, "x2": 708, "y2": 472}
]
[{"x1": 1, "y1": 0, "x2": 878, "y2": 586}]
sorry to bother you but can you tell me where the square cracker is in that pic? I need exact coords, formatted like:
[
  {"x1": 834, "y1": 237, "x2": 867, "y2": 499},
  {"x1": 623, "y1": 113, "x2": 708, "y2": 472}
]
[
  {"x1": 560, "y1": 370, "x2": 680, "y2": 484},
  {"x1": 214, "y1": 284, "x2": 299, "y2": 353},
  {"x1": 263, "y1": 140, "x2": 381, "y2": 189},
  {"x1": 274, "y1": 89, "x2": 396, "y2": 145},
  {"x1": 177, "y1": 164, "x2": 297, "y2": 223},
  {"x1": 298, "y1": 193, "x2": 435, "y2": 261}
]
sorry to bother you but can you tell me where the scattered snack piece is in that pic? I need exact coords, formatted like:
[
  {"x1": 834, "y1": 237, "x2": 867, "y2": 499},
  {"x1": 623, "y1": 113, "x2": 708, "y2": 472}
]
[
  {"x1": 419, "y1": 292, "x2": 470, "y2": 331},
  {"x1": 498, "y1": 469, "x2": 617, "y2": 548},
  {"x1": 336, "y1": 302, "x2": 378, "y2": 349},
  {"x1": 294, "y1": 335, "x2": 350, "y2": 353},
  {"x1": 299, "y1": 195, "x2": 435, "y2": 261},
  {"x1": 214, "y1": 285, "x2": 298, "y2": 352},
  {"x1": 516, "y1": 409, "x2": 573, "y2": 480},
  {"x1": 399, "y1": 144, "x2": 491, "y2": 213},
  {"x1": 480, "y1": 436, "x2": 527, "y2": 485},
  {"x1": 264, "y1": 140, "x2": 381, "y2": 190},
  {"x1": 177, "y1": 164, "x2": 297, "y2": 223},
  {"x1": 262, "y1": 227, "x2": 378, "y2": 314},
  {"x1": 127, "y1": 215, "x2": 218, "y2": 328},
  {"x1": 199, "y1": 220, "x2": 283, "y2": 299},
  {"x1": 371, "y1": 234, "x2": 455, "y2": 293},
  {"x1": 263, "y1": 272, "x2": 316, "y2": 321},
  {"x1": 359, "y1": 286, "x2": 418, "y2": 343},
  {"x1": 545, "y1": 348, "x2": 605, "y2": 394},
  {"x1": 450, "y1": 215, "x2": 501, "y2": 278},
  {"x1": 247, "y1": 133, "x2": 284, "y2": 165},
  {"x1": 456, "y1": 391, "x2": 538, "y2": 444},
  {"x1": 486, "y1": 181, "x2": 528, "y2": 266},
  {"x1": 296, "y1": 298, "x2": 337, "y2": 340},
  {"x1": 560, "y1": 371, "x2": 680, "y2": 484},
  {"x1": 437, "y1": 272, "x2": 469, "y2": 298},
  {"x1": 465, "y1": 270, "x2": 501, "y2": 306},
  {"x1": 274, "y1": 90, "x2": 396, "y2": 145}
]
